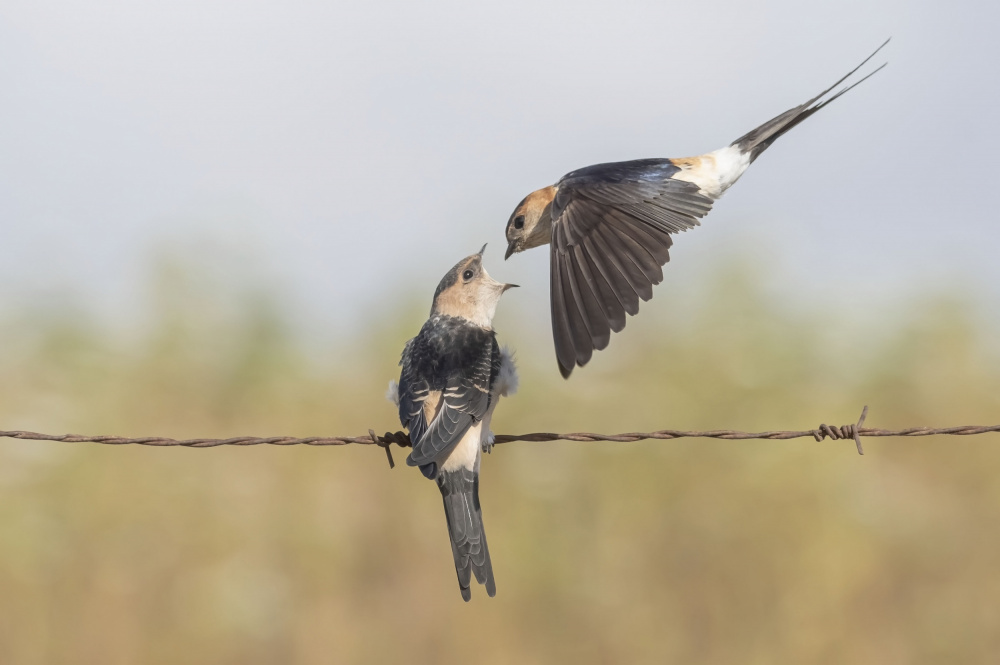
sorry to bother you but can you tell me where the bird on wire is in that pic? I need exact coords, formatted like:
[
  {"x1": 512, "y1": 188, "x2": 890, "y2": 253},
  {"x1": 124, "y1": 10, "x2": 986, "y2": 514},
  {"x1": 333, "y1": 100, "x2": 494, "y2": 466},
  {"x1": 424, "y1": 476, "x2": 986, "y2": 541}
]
[
  {"x1": 503, "y1": 39, "x2": 890, "y2": 378},
  {"x1": 388, "y1": 246, "x2": 519, "y2": 601}
]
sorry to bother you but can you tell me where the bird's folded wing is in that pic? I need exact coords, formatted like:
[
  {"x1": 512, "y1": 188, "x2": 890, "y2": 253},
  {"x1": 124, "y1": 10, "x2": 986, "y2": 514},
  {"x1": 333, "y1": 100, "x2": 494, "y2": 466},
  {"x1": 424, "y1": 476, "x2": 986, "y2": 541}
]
[
  {"x1": 397, "y1": 339, "x2": 432, "y2": 444},
  {"x1": 407, "y1": 342, "x2": 494, "y2": 466},
  {"x1": 550, "y1": 173, "x2": 714, "y2": 377}
]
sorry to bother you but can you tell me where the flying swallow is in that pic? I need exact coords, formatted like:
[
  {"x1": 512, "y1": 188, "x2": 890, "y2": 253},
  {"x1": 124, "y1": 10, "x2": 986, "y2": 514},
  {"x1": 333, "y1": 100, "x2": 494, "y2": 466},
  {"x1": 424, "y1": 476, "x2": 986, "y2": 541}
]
[
  {"x1": 504, "y1": 40, "x2": 889, "y2": 378},
  {"x1": 390, "y1": 246, "x2": 518, "y2": 601}
]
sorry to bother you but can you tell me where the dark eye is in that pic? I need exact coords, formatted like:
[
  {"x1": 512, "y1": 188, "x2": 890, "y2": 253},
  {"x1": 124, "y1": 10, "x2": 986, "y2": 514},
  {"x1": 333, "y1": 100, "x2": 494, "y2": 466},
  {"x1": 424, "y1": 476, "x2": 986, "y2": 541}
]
[
  {"x1": 462, "y1": 269, "x2": 474, "y2": 281},
  {"x1": 513, "y1": 215, "x2": 525, "y2": 230}
]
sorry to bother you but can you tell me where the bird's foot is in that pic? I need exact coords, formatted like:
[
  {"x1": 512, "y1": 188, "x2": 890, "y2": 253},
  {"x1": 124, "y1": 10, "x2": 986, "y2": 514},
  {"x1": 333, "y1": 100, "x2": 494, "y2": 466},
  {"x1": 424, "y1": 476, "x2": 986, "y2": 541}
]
[{"x1": 482, "y1": 431, "x2": 496, "y2": 454}]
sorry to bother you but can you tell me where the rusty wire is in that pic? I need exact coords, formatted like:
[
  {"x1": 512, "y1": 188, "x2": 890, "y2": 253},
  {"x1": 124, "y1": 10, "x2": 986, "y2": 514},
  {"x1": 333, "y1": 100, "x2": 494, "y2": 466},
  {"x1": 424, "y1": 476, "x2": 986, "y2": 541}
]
[{"x1": 3, "y1": 406, "x2": 1000, "y2": 469}]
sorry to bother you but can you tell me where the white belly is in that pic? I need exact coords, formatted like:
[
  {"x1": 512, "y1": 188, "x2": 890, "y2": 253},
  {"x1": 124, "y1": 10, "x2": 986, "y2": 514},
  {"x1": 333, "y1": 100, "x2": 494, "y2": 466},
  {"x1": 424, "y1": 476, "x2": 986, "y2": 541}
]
[{"x1": 440, "y1": 420, "x2": 484, "y2": 473}]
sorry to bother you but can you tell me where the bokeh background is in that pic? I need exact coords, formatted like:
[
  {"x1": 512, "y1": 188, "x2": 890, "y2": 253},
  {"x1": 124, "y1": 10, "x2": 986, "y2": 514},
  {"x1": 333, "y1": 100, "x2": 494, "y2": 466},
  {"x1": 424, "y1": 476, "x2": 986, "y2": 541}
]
[{"x1": 2, "y1": 0, "x2": 1000, "y2": 663}]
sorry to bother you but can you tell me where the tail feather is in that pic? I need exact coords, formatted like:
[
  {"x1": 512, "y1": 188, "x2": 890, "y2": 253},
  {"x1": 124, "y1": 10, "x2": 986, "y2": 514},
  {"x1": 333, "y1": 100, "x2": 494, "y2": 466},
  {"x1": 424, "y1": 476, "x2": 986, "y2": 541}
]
[
  {"x1": 732, "y1": 38, "x2": 889, "y2": 163},
  {"x1": 437, "y1": 468, "x2": 496, "y2": 601}
]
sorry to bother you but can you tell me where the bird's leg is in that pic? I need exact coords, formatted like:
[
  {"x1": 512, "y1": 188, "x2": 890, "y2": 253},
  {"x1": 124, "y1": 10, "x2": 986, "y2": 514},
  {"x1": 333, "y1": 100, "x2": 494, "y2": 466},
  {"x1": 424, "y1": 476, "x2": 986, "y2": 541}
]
[{"x1": 482, "y1": 430, "x2": 496, "y2": 454}]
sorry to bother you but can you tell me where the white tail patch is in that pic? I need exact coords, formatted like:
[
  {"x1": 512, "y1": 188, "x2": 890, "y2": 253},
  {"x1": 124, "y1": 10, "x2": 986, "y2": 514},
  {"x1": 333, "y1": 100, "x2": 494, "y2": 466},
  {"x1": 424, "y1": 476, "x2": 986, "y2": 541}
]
[
  {"x1": 385, "y1": 380, "x2": 400, "y2": 407},
  {"x1": 672, "y1": 145, "x2": 751, "y2": 199}
]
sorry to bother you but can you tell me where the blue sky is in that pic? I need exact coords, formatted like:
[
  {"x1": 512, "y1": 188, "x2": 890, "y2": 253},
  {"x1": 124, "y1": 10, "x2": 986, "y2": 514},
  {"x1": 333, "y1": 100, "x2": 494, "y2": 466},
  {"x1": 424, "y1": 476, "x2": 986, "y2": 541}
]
[{"x1": 1, "y1": 0, "x2": 997, "y2": 335}]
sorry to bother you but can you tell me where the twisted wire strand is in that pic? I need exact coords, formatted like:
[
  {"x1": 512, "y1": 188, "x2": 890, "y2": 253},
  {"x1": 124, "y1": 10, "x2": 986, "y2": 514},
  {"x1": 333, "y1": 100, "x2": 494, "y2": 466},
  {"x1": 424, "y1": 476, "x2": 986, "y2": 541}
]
[{"x1": 3, "y1": 407, "x2": 1000, "y2": 468}]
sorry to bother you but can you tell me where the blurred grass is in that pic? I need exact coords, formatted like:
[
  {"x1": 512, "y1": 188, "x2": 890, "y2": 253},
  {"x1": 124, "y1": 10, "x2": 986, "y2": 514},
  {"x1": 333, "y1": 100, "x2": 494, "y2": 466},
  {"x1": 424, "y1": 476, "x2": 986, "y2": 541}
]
[{"x1": 1, "y1": 254, "x2": 999, "y2": 664}]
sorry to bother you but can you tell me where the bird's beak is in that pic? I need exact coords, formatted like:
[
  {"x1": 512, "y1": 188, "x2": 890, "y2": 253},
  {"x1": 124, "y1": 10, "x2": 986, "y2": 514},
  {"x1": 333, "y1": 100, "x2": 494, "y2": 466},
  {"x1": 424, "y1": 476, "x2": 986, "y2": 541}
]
[
  {"x1": 502, "y1": 283, "x2": 519, "y2": 293},
  {"x1": 504, "y1": 240, "x2": 517, "y2": 260}
]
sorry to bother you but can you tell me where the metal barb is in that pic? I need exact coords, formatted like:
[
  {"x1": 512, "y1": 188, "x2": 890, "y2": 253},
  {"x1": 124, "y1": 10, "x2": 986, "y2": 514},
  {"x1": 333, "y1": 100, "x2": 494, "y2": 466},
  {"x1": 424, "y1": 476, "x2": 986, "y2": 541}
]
[
  {"x1": 378, "y1": 431, "x2": 412, "y2": 448},
  {"x1": 854, "y1": 405, "x2": 869, "y2": 455},
  {"x1": 814, "y1": 405, "x2": 868, "y2": 454},
  {"x1": 812, "y1": 405, "x2": 870, "y2": 454},
  {"x1": 370, "y1": 429, "x2": 394, "y2": 469}
]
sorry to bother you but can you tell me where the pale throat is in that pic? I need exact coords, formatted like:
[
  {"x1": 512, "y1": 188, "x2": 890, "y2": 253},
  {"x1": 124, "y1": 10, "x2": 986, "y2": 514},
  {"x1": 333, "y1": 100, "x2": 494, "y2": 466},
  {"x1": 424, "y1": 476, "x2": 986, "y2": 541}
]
[
  {"x1": 522, "y1": 213, "x2": 553, "y2": 250},
  {"x1": 433, "y1": 288, "x2": 499, "y2": 329}
]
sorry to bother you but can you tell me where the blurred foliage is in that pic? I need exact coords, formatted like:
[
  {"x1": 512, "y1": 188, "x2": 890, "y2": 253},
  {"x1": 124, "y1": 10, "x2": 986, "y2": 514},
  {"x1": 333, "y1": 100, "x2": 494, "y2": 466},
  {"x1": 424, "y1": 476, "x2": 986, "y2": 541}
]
[{"x1": 1, "y1": 254, "x2": 999, "y2": 664}]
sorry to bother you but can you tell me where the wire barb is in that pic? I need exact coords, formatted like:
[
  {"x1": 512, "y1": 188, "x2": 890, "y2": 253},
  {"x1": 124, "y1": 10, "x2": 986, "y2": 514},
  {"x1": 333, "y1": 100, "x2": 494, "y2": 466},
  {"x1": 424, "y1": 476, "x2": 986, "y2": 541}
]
[
  {"x1": 370, "y1": 429, "x2": 395, "y2": 469},
  {"x1": 378, "y1": 431, "x2": 412, "y2": 448},
  {"x1": 814, "y1": 405, "x2": 868, "y2": 455}
]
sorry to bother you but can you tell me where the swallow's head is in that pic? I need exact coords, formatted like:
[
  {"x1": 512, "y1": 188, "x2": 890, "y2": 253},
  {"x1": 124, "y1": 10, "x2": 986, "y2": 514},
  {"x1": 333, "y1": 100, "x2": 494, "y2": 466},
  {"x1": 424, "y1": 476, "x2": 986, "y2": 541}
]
[
  {"x1": 505, "y1": 186, "x2": 557, "y2": 259},
  {"x1": 432, "y1": 245, "x2": 518, "y2": 327}
]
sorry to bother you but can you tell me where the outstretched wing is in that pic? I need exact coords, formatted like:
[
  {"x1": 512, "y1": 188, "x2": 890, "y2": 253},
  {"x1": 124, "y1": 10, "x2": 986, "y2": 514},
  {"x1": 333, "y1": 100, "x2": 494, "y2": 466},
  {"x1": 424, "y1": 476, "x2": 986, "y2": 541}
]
[
  {"x1": 549, "y1": 159, "x2": 715, "y2": 377},
  {"x1": 404, "y1": 336, "x2": 496, "y2": 468}
]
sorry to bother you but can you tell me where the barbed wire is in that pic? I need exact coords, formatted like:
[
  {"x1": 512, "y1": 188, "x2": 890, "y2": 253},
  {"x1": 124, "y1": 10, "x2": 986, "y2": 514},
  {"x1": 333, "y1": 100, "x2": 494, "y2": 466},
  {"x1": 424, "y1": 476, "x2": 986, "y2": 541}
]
[{"x1": 3, "y1": 407, "x2": 1000, "y2": 469}]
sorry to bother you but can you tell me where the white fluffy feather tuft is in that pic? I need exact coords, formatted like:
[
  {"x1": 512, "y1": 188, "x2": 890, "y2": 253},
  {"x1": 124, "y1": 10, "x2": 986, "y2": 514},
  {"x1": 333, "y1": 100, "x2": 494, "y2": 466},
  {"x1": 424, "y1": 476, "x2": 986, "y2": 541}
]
[
  {"x1": 496, "y1": 345, "x2": 519, "y2": 397},
  {"x1": 385, "y1": 379, "x2": 400, "y2": 407}
]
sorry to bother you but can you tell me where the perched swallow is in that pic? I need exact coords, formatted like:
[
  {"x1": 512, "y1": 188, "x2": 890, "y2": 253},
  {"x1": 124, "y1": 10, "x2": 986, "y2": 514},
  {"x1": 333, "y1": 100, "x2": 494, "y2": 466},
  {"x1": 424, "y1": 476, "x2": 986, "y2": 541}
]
[
  {"x1": 390, "y1": 246, "x2": 518, "y2": 601},
  {"x1": 504, "y1": 40, "x2": 889, "y2": 378}
]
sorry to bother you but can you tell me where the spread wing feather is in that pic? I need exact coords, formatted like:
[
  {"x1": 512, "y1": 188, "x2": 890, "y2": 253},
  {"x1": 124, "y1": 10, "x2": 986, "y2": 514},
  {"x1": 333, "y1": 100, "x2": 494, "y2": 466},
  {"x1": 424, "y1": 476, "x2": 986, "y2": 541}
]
[
  {"x1": 579, "y1": 239, "x2": 628, "y2": 332},
  {"x1": 583, "y1": 234, "x2": 639, "y2": 318},
  {"x1": 549, "y1": 163, "x2": 715, "y2": 377},
  {"x1": 549, "y1": 252, "x2": 579, "y2": 374}
]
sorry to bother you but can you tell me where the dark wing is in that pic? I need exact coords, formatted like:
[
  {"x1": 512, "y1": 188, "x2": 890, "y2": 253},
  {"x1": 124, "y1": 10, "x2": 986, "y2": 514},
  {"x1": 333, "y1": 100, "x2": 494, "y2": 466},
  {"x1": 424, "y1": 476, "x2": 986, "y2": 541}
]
[
  {"x1": 549, "y1": 159, "x2": 714, "y2": 377},
  {"x1": 489, "y1": 336, "x2": 502, "y2": 392},
  {"x1": 397, "y1": 338, "x2": 432, "y2": 444},
  {"x1": 406, "y1": 337, "x2": 495, "y2": 468}
]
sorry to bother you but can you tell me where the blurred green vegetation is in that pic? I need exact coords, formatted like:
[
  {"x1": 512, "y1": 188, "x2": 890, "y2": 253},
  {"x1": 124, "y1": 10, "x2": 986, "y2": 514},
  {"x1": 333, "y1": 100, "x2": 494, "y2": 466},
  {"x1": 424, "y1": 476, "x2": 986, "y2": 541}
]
[{"x1": 1, "y1": 253, "x2": 999, "y2": 664}]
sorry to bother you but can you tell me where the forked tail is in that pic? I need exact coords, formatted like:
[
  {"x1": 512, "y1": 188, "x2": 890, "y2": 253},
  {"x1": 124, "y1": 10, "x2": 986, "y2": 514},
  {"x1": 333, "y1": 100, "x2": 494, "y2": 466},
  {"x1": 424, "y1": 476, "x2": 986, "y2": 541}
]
[
  {"x1": 437, "y1": 468, "x2": 496, "y2": 601},
  {"x1": 732, "y1": 38, "x2": 889, "y2": 163}
]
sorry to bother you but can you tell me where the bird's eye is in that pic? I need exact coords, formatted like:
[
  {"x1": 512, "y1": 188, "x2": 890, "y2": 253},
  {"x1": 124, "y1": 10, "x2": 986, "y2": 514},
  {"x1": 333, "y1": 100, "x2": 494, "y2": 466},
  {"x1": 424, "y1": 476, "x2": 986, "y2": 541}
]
[
  {"x1": 513, "y1": 215, "x2": 525, "y2": 230},
  {"x1": 462, "y1": 269, "x2": 474, "y2": 281}
]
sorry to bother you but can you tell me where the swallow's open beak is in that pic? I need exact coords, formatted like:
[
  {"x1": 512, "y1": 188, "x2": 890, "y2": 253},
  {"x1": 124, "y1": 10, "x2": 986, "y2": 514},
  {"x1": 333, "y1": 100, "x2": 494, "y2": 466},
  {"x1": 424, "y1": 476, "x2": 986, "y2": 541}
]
[
  {"x1": 502, "y1": 283, "x2": 519, "y2": 293},
  {"x1": 504, "y1": 241, "x2": 517, "y2": 260}
]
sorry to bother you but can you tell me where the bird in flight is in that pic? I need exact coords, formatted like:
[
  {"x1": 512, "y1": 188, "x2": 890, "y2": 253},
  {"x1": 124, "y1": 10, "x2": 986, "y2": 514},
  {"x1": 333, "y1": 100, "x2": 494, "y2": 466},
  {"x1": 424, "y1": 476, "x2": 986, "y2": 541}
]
[
  {"x1": 390, "y1": 246, "x2": 518, "y2": 601},
  {"x1": 504, "y1": 40, "x2": 889, "y2": 378}
]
